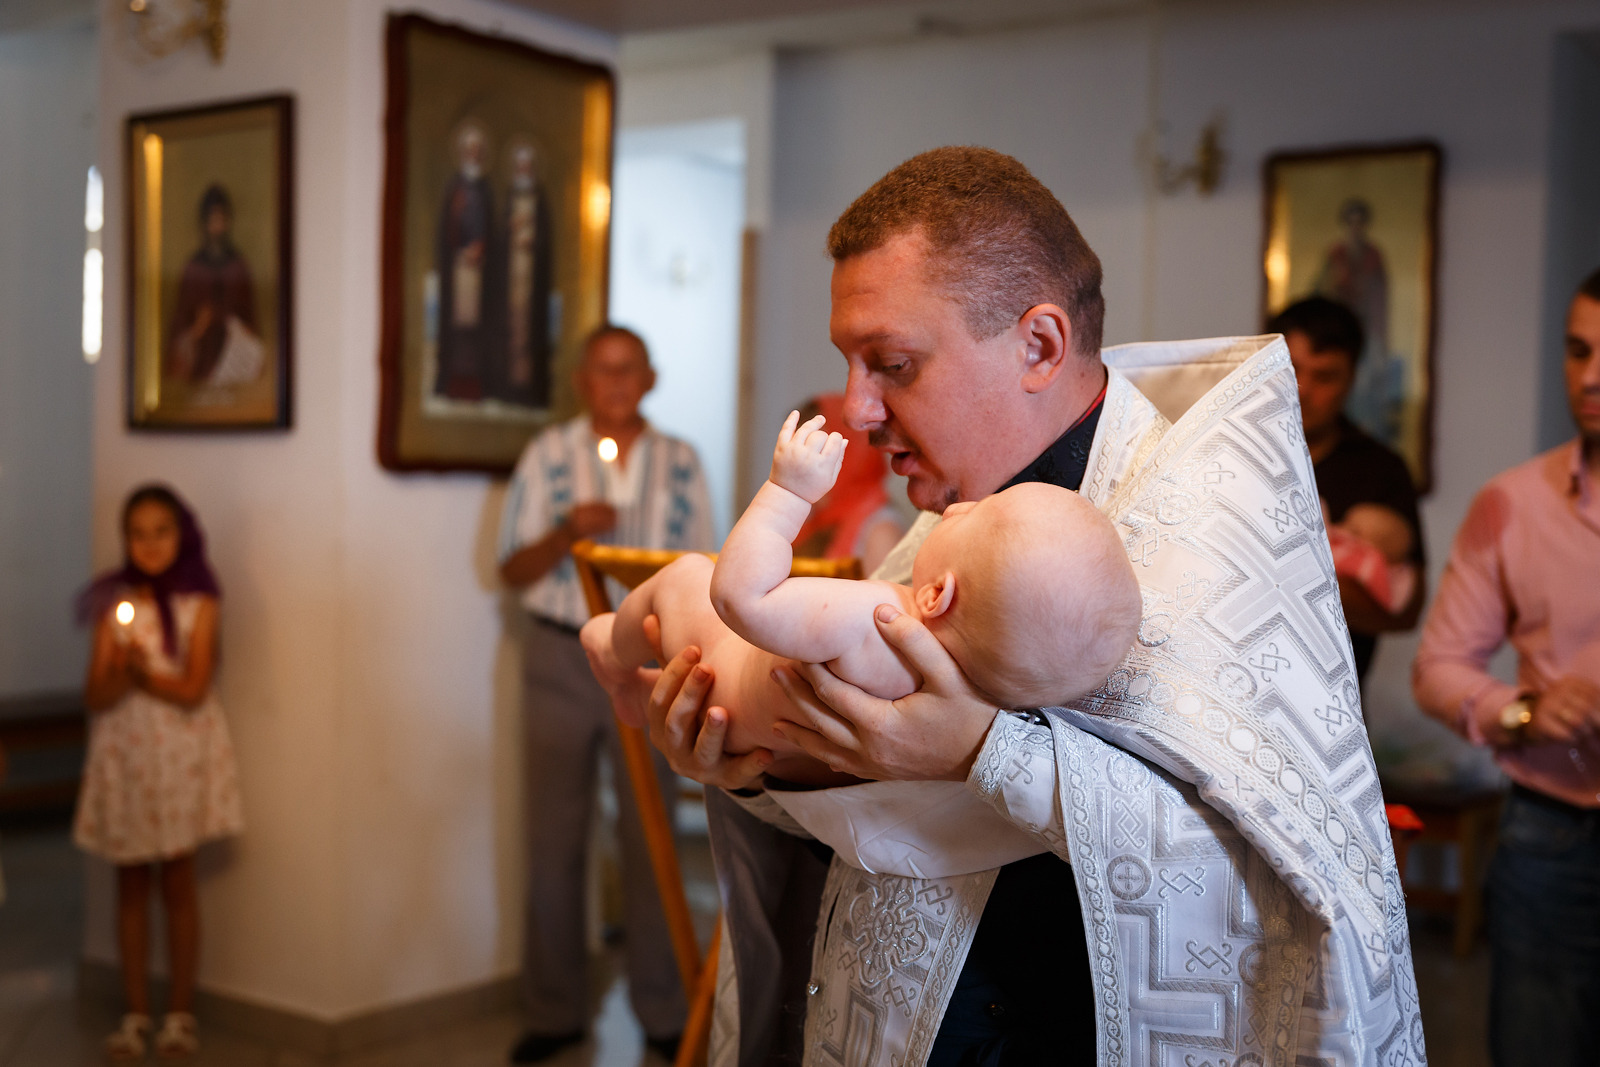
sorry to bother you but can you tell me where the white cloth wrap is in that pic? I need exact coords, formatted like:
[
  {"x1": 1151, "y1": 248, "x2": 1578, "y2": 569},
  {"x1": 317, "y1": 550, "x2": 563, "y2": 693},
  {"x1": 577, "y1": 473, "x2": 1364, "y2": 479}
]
[
  {"x1": 711, "y1": 335, "x2": 1425, "y2": 1067},
  {"x1": 768, "y1": 779, "x2": 1045, "y2": 879}
]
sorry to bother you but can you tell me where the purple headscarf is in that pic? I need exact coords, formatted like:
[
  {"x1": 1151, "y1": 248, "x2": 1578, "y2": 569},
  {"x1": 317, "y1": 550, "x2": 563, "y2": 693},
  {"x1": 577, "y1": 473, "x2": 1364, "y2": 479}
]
[{"x1": 76, "y1": 484, "x2": 221, "y2": 657}]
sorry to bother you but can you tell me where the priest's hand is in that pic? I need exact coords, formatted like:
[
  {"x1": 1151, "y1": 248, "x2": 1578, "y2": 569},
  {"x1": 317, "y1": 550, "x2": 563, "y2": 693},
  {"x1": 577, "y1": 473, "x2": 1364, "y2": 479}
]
[
  {"x1": 643, "y1": 621, "x2": 774, "y2": 791},
  {"x1": 769, "y1": 604, "x2": 998, "y2": 782}
]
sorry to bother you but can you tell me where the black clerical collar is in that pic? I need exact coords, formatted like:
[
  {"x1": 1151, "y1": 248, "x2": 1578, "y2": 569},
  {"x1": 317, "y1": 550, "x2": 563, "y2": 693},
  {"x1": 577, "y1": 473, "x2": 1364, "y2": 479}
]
[{"x1": 997, "y1": 383, "x2": 1106, "y2": 494}]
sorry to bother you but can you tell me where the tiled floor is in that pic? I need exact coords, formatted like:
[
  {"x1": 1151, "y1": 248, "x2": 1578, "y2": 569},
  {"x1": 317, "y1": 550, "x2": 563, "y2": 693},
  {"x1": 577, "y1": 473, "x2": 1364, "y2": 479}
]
[
  {"x1": 1, "y1": 813, "x2": 1492, "y2": 1066},
  {"x1": 0, "y1": 812, "x2": 689, "y2": 1067}
]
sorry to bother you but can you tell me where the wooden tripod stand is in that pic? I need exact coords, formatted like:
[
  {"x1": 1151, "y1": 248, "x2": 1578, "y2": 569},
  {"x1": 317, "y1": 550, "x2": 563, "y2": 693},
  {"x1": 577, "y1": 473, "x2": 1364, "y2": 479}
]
[{"x1": 569, "y1": 540, "x2": 860, "y2": 1067}]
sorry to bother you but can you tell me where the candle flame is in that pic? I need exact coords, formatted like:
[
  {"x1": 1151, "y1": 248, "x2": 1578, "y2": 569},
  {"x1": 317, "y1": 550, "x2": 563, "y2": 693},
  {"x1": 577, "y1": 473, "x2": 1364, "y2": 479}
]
[
  {"x1": 115, "y1": 601, "x2": 135, "y2": 626},
  {"x1": 597, "y1": 437, "x2": 619, "y2": 463}
]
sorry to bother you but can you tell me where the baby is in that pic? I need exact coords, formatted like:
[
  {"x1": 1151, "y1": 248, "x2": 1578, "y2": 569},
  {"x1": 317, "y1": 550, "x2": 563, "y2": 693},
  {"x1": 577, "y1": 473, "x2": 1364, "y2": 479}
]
[
  {"x1": 1325, "y1": 500, "x2": 1417, "y2": 613},
  {"x1": 582, "y1": 412, "x2": 1142, "y2": 786}
]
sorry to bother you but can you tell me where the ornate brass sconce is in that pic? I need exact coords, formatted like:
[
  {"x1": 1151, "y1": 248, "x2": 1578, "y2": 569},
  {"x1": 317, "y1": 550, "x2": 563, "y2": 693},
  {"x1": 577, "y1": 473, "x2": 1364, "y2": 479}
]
[
  {"x1": 1154, "y1": 119, "x2": 1226, "y2": 197},
  {"x1": 127, "y1": 0, "x2": 228, "y2": 64}
]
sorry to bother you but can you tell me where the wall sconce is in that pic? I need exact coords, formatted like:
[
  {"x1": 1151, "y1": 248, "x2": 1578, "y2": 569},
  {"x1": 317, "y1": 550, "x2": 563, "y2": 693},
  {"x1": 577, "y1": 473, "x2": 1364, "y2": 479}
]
[
  {"x1": 1153, "y1": 118, "x2": 1226, "y2": 197},
  {"x1": 126, "y1": 0, "x2": 228, "y2": 65}
]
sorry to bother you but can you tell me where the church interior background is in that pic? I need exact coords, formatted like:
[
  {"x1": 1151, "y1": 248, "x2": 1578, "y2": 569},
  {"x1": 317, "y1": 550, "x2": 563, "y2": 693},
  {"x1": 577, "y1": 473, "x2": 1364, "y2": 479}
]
[{"x1": 2, "y1": 0, "x2": 1598, "y2": 1063}]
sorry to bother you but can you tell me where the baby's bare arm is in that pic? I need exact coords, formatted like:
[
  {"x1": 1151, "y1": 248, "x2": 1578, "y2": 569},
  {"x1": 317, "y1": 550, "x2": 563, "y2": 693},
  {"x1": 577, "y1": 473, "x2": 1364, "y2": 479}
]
[{"x1": 711, "y1": 412, "x2": 881, "y2": 662}]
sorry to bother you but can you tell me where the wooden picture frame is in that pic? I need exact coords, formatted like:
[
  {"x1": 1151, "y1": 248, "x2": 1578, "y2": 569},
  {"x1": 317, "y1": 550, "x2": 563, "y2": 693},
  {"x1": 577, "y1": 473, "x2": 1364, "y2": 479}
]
[
  {"x1": 377, "y1": 13, "x2": 615, "y2": 473},
  {"x1": 126, "y1": 94, "x2": 294, "y2": 430},
  {"x1": 1262, "y1": 141, "x2": 1441, "y2": 493}
]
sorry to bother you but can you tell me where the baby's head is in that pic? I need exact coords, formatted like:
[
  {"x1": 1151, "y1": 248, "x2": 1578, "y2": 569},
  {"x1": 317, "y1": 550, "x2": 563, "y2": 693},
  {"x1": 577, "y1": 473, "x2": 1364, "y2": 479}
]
[
  {"x1": 1338, "y1": 502, "x2": 1413, "y2": 564},
  {"x1": 910, "y1": 483, "x2": 1141, "y2": 707}
]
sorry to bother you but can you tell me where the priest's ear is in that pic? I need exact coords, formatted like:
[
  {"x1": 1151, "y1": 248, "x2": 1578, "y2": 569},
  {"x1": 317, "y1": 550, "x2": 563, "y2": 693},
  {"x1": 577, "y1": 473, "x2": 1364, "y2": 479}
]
[
  {"x1": 914, "y1": 572, "x2": 957, "y2": 619},
  {"x1": 1016, "y1": 303, "x2": 1073, "y2": 394}
]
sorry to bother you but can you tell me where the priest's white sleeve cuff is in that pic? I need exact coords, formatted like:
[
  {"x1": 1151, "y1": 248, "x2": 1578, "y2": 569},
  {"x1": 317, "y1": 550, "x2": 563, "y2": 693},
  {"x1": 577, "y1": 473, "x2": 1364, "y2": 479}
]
[{"x1": 968, "y1": 710, "x2": 1059, "y2": 837}]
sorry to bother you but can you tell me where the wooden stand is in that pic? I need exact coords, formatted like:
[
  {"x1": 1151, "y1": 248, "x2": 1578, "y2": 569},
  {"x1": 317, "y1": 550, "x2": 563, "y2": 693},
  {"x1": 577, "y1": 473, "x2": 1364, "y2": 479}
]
[
  {"x1": 570, "y1": 540, "x2": 859, "y2": 1066},
  {"x1": 1384, "y1": 783, "x2": 1504, "y2": 957}
]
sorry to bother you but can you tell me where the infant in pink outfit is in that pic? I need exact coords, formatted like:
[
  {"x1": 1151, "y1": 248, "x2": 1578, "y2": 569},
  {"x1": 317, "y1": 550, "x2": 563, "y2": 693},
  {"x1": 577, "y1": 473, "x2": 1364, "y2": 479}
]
[
  {"x1": 1325, "y1": 500, "x2": 1418, "y2": 613},
  {"x1": 581, "y1": 412, "x2": 1141, "y2": 783}
]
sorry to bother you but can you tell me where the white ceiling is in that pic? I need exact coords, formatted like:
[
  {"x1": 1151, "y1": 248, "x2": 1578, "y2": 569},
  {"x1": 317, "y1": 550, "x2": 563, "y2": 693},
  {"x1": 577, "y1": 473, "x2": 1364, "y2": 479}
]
[
  {"x1": 499, "y1": 0, "x2": 909, "y2": 36},
  {"x1": 499, "y1": 0, "x2": 1195, "y2": 69}
]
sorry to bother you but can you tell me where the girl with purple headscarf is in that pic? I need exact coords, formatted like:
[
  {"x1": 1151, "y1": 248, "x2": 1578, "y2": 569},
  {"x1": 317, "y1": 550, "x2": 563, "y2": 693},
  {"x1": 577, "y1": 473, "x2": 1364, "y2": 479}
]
[{"x1": 74, "y1": 484, "x2": 242, "y2": 1060}]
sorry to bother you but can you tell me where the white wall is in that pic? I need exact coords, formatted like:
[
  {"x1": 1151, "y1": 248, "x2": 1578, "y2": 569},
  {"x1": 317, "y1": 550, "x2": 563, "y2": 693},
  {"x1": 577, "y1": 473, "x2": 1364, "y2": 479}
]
[
  {"x1": 744, "y1": 0, "x2": 1599, "y2": 772},
  {"x1": 613, "y1": 123, "x2": 746, "y2": 539},
  {"x1": 88, "y1": 0, "x2": 615, "y2": 1020},
  {"x1": 0, "y1": 17, "x2": 97, "y2": 701},
  {"x1": 618, "y1": 52, "x2": 775, "y2": 229},
  {"x1": 1538, "y1": 31, "x2": 1600, "y2": 451}
]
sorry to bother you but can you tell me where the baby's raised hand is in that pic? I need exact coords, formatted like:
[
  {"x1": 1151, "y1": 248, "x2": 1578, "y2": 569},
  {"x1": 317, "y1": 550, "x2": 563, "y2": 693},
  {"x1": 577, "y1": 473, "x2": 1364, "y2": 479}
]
[{"x1": 771, "y1": 410, "x2": 846, "y2": 503}]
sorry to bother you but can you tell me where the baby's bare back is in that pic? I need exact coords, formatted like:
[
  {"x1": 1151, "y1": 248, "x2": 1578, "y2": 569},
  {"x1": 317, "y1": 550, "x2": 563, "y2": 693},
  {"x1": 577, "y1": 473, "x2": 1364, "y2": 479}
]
[{"x1": 646, "y1": 555, "x2": 916, "y2": 760}]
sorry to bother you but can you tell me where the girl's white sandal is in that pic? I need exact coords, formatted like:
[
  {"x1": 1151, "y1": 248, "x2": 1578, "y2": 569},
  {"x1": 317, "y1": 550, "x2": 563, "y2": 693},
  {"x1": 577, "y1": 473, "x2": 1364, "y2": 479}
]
[
  {"x1": 153, "y1": 1012, "x2": 199, "y2": 1059},
  {"x1": 105, "y1": 1012, "x2": 151, "y2": 1060}
]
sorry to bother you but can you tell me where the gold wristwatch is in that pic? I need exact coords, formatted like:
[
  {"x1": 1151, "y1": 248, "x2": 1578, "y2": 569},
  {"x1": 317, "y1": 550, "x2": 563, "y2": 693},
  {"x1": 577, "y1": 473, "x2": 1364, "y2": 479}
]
[{"x1": 1498, "y1": 696, "x2": 1534, "y2": 740}]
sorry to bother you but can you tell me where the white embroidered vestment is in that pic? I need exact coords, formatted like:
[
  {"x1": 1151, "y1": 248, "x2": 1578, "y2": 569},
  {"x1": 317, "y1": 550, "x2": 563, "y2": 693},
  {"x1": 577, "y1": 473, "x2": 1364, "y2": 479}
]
[{"x1": 710, "y1": 335, "x2": 1425, "y2": 1067}]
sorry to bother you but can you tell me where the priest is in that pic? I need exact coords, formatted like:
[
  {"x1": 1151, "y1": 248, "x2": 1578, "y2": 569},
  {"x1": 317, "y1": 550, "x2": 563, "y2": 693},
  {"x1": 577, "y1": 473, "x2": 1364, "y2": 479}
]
[{"x1": 638, "y1": 147, "x2": 1424, "y2": 1067}]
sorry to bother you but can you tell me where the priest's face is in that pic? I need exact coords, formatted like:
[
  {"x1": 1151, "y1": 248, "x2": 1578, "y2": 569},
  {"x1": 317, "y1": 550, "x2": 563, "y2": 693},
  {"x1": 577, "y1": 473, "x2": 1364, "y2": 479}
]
[
  {"x1": 829, "y1": 231, "x2": 1032, "y2": 513},
  {"x1": 1566, "y1": 294, "x2": 1600, "y2": 443}
]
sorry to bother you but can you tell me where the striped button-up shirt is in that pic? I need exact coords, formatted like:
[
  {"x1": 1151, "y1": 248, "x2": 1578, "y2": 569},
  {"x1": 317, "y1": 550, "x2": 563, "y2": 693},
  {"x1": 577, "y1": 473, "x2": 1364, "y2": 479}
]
[{"x1": 499, "y1": 416, "x2": 714, "y2": 629}]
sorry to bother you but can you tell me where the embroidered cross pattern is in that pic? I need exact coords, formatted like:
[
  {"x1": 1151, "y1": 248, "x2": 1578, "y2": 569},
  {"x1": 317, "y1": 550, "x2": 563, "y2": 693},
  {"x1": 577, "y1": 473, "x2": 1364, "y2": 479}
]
[
  {"x1": 1185, "y1": 940, "x2": 1235, "y2": 975},
  {"x1": 1112, "y1": 797, "x2": 1148, "y2": 850},
  {"x1": 1247, "y1": 644, "x2": 1292, "y2": 682},
  {"x1": 1207, "y1": 523, "x2": 1344, "y2": 675},
  {"x1": 1108, "y1": 855, "x2": 1151, "y2": 900},
  {"x1": 1173, "y1": 571, "x2": 1212, "y2": 608},
  {"x1": 1314, "y1": 695, "x2": 1353, "y2": 737},
  {"x1": 1261, "y1": 501, "x2": 1298, "y2": 535},
  {"x1": 848, "y1": 880, "x2": 929, "y2": 989},
  {"x1": 1131, "y1": 530, "x2": 1171, "y2": 568},
  {"x1": 1159, "y1": 866, "x2": 1208, "y2": 898},
  {"x1": 1004, "y1": 750, "x2": 1039, "y2": 787},
  {"x1": 1214, "y1": 662, "x2": 1258, "y2": 702}
]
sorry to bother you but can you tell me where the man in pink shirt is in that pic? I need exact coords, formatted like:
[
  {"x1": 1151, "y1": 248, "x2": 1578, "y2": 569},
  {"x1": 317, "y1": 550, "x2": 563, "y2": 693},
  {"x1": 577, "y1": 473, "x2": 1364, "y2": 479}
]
[{"x1": 1413, "y1": 268, "x2": 1600, "y2": 1067}]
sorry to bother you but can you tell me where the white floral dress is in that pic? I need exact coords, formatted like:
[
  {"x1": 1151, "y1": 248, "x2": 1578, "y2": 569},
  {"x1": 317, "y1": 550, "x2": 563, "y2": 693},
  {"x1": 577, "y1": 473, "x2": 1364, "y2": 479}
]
[{"x1": 73, "y1": 593, "x2": 244, "y2": 864}]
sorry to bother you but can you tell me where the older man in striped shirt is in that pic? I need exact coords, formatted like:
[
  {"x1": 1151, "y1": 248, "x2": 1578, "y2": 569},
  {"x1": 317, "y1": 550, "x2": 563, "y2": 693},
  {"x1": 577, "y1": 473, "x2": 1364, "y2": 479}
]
[{"x1": 499, "y1": 324, "x2": 712, "y2": 1064}]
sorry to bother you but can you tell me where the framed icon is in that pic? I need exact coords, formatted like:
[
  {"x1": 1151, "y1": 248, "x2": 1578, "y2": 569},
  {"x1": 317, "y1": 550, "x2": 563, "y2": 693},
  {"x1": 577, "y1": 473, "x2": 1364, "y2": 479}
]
[
  {"x1": 126, "y1": 94, "x2": 293, "y2": 430},
  {"x1": 378, "y1": 13, "x2": 614, "y2": 473},
  {"x1": 1263, "y1": 142, "x2": 1441, "y2": 492}
]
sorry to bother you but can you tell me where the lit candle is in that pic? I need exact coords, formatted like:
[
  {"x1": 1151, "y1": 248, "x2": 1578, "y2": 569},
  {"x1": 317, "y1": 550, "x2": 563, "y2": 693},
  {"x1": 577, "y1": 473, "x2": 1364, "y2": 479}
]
[
  {"x1": 114, "y1": 599, "x2": 135, "y2": 645},
  {"x1": 597, "y1": 436, "x2": 624, "y2": 506}
]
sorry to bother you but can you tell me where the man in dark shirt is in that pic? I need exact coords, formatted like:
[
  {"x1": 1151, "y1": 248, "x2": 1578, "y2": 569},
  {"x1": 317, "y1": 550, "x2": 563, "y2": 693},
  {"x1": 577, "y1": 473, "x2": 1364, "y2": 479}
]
[{"x1": 1267, "y1": 296, "x2": 1424, "y2": 681}]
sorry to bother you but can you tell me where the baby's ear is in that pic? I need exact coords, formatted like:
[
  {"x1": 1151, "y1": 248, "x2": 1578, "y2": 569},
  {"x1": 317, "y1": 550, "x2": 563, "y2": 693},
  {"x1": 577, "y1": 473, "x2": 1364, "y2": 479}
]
[{"x1": 915, "y1": 571, "x2": 957, "y2": 619}]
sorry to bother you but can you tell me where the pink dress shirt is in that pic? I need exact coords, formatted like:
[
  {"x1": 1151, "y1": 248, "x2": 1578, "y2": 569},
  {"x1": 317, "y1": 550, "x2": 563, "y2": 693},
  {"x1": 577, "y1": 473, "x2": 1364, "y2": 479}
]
[{"x1": 1413, "y1": 440, "x2": 1600, "y2": 808}]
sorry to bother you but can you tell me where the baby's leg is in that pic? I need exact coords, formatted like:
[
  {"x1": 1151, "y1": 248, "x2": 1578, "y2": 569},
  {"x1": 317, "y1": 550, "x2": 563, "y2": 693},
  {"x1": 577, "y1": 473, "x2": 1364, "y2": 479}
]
[
  {"x1": 575, "y1": 575, "x2": 667, "y2": 704},
  {"x1": 611, "y1": 555, "x2": 712, "y2": 668}
]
